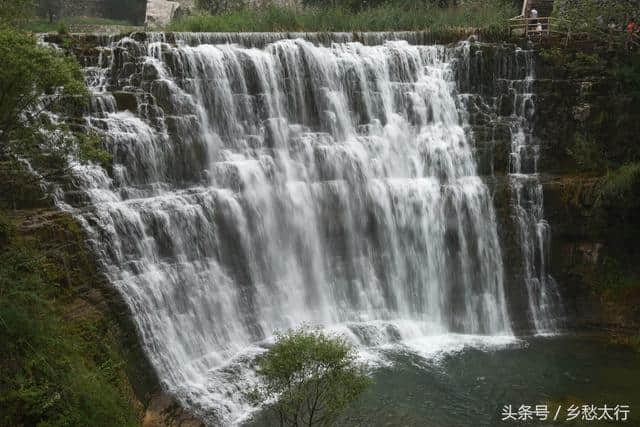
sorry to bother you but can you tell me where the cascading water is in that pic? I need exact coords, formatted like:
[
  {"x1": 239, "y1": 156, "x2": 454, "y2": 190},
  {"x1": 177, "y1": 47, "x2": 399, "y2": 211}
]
[
  {"x1": 506, "y1": 48, "x2": 563, "y2": 334},
  {"x1": 58, "y1": 34, "x2": 522, "y2": 424}
]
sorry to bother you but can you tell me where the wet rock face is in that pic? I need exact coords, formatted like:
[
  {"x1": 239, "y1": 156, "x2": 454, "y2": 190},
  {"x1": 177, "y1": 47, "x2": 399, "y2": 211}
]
[
  {"x1": 541, "y1": 176, "x2": 640, "y2": 332},
  {"x1": 526, "y1": 51, "x2": 640, "y2": 332},
  {"x1": 456, "y1": 43, "x2": 536, "y2": 177},
  {"x1": 59, "y1": 34, "x2": 554, "y2": 335},
  {"x1": 143, "y1": 394, "x2": 206, "y2": 427},
  {"x1": 59, "y1": 33, "x2": 640, "y2": 335},
  {"x1": 451, "y1": 41, "x2": 640, "y2": 333}
]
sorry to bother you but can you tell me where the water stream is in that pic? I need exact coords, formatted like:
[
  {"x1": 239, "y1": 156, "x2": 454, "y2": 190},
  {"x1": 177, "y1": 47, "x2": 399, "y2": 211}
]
[{"x1": 506, "y1": 48, "x2": 564, "y2": 334}]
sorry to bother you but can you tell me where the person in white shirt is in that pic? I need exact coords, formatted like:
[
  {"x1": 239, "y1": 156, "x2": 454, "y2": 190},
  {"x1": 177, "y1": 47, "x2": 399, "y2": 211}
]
[{"x1": 530, "y1": 8, "x2": 539, "y2": 33}]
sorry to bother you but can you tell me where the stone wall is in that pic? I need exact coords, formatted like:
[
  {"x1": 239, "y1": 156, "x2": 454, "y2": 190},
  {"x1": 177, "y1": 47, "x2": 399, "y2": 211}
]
[
  {"x1": 50, "y1": 0, "x2": 146, "y2": 23},
  {"x1": 60, "y1": 0, "x2": 105, "y2": 17},
  {"x1": 146, "y1": 0, "x2": 198, "y2": 25},
  {"x1": 144, "y1": 0, "x2": 300, "y2": 26},
  {"x1": 51, "y1": 0, "x2": 300, "y2": 25}
]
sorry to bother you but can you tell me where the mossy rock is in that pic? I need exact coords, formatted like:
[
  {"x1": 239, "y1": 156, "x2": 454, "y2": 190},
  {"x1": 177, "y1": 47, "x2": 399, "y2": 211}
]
[{"x1": 113, "y1": 91, "x2": 139, "y2": 112}]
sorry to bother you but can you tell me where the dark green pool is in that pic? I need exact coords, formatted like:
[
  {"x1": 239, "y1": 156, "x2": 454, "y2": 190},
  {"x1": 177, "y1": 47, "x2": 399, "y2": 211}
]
[{"x1": 340, "y1": 334, "x2": 640, "y2": 426}]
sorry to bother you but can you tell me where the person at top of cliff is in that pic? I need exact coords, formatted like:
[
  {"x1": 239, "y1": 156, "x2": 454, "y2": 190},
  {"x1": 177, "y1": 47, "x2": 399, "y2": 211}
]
[
  {"x1": 624, "y1": 19, "x2": 636, "y2": 53},
  {"x1": 529, "y1": 8, "x2": 539, "y2": 34}
]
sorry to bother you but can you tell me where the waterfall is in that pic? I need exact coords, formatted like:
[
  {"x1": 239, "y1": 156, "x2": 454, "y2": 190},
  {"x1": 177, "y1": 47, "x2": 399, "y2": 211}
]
[
  {"x1": 59, "y1": 34, "x2": 520, "y2": 424},
  {"x1": 506, "y1": 48, "x2": 563, "y2": 334}
]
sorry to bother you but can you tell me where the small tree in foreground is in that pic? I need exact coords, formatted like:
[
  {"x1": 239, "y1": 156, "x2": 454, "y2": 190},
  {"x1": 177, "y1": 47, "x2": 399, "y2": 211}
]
[{"x1": 249, "y1": 328, "x2": 371, "y2": 427}]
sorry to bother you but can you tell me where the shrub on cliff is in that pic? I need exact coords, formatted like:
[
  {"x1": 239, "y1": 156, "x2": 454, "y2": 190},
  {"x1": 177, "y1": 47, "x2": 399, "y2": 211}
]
[
  {"x1": 0, "y1": 212, "x2": 139, "y2": 427},
  {"x1": 0, "y1": 29, "x2": 85, "y2": 155},
  {"x1": 597, "y1": 162, "x2": 640, "y2": 213},
  {"x1": 0, "y1": 29, "x2": 112, "y2": 175},
  {"x1": 0, "y1": 0, "x2": 34, "y2": 28},
  {"x1": 248, "y1": 328, "x2": 371, "y2": 426}
]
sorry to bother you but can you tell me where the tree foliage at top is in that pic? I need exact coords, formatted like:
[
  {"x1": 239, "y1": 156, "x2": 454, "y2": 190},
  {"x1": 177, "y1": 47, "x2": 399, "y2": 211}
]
[
  {"x1": 0, "y1": 25, "x2": 111, "y2": 174},
  {"x1": 553, "y1": 0, "x2": 639, "y2": 42},
  {"x1": 249, "y1": 328, "x2": 371, "y2": 426},
  {"x1": 0, "y1": 0, "x2": 35, "y2": 27},
  {"x1": 0, "y1": 29, "x2": 88, "y2": 164}
]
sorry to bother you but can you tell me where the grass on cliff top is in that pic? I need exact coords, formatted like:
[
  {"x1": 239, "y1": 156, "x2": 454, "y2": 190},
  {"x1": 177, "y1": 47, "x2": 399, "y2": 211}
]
[{"x1": 167, "y1": 1, "x2": 516, "y2": 34}]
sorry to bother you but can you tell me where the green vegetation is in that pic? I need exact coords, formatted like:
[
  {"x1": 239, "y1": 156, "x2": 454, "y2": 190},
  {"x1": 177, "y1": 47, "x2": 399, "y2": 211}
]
[
  {"x1": 302, "y1": 0, "x2": 469, "y2": 11},
  {"x1": 196, "y1": 0, "x2": 471, "y2": 14},
  {"x1": 249, "y1": 328, "x2": 371, "y2": 426},
  {"x1": 0, "y1": 0, "x2": 35, "y2": 28},
  {"x1": 1, "y1": 0, "x2": 145, "y2": 32},
  {"x1": 538, "y1": 46, "x2": 640, "y2": 175},
  {"x1": 610, "y1": 334, "x2": 640, "y2": 353},
  {"x1": 553, "y1": 0, "x2": 639, "y2": 44},
  {"x1": 540, "y1": 47, "x2": 640, "y2": 212},
  {"x1": 0, "y1": 27, "x2": 113, "y2": 178},
  {"x1": 596, "y1": 162, "x2": 640, "y2": 210},
  {"x1": 0, "y1": 28, "x2": 85, "y2": 155},
  {"x1": 169, "y1": 1, "x2": 516, "y2": 34},
  {"x1": 589, "y1": 254, "x2": 640, "y2": 293},
  {"x1": 0, "y1": 208, "x2": 141, "y2": 426},
  {"x1": 597, "y1": 162, "x2": 640, "y2": 201},
  {"x1": 0, "y1": 7, "x2": 140, "y2": 425}
]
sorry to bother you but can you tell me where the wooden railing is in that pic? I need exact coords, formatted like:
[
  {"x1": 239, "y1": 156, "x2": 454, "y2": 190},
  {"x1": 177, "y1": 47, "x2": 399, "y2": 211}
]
[{"x1": 509, "y1": 16, "x2": 559, "y2": 37}]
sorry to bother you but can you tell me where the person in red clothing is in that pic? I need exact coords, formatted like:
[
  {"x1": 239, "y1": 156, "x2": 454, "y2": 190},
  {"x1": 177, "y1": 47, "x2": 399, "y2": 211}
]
[{"x1": 626, "y1": 19, "x2": 637, "y2": 53}]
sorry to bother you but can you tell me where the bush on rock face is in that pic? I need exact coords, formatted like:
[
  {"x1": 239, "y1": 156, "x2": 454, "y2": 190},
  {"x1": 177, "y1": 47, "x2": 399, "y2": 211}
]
[
  {"x1": 0, "y1": 28, "x2": 112, "y2": 175},
  {"x1": 0, "y1": 29, "x2": 85, "y2": 157}
]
